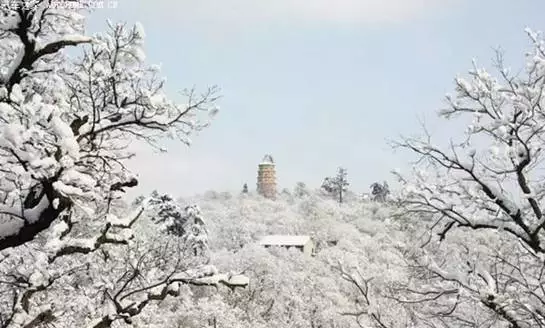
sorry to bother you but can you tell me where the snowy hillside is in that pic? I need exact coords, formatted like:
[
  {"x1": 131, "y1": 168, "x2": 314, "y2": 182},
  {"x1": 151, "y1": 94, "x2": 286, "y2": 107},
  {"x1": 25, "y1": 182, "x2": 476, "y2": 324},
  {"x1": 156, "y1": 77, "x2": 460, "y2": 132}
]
[
  {"x1": 182, "y1": 189, "x2": 396, "y2": 252},
  {"x1": 155, "y1": 188, "x2": 413, "y2": 328}
]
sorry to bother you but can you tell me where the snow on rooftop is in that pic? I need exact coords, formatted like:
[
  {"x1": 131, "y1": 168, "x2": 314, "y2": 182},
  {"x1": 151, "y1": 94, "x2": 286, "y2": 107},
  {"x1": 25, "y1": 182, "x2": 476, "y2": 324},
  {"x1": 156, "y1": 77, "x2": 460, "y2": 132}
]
[
  {"x1": 259, "y1": 235, "x2": 311, "y2": 246},
  {"x1": 260, "y1": 154, "x2": 274, "y2": 165}
]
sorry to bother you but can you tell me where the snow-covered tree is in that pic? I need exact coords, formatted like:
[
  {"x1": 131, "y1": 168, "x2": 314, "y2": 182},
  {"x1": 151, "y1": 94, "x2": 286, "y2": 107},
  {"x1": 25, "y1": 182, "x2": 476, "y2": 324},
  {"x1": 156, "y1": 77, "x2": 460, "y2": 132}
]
[
  {"x1": 293, "y1": 182, "x2": 309, "y2": 198},
  {"x1": 181, "y1": 189, "x2": 411, "y2": 328},
  {"x1": 0, "y1": 2, "x2": 247, "y2": 327},
  {"x1": 370, "y1": 181, "x2": 389, "y2": 202},
  {"x1": 0, "y1": 191, "x2": 248, "y2": 328},
  {"x1": 321, "y1": 167, "x2": 349, "y2": 203},
  {"x1": 393, "y1": 29, "x2": 545, "y2": 327},
  {"x1": 0, "y1": 1, "x2": 219, "y2": 251},
  {"x1": 242, "y1": 183, "x2": 248, "y2": 194}
]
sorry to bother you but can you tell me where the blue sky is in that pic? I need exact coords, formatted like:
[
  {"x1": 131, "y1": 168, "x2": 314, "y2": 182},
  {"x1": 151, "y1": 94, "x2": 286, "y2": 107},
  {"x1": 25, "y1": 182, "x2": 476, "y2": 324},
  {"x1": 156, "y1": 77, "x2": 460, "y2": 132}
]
[{"x1": 85, "y1": 0, "x2": 545, "y2": 197}]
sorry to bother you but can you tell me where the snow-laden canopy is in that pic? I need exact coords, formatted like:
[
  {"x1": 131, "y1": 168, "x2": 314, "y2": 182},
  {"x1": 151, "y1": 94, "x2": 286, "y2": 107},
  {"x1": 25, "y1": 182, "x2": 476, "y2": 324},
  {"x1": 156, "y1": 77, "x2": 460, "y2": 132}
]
[{"x1": 259, "y1": 235, "x2": 311, "y2": 246}]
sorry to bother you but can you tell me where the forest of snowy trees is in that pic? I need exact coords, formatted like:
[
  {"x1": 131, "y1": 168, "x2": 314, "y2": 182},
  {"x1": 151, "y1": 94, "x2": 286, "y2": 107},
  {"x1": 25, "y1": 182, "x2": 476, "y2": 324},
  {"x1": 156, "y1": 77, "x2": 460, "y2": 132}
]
[{"x1": 0, "y1": 1, "x2": 545, "y2": 327}]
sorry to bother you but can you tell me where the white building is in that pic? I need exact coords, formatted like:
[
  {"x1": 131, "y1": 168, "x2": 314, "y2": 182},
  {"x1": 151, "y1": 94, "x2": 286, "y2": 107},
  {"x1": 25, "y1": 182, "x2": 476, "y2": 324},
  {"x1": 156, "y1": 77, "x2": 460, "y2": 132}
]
[{"x1": 259, "y1": 235, "x2": 315, "y2": 256}]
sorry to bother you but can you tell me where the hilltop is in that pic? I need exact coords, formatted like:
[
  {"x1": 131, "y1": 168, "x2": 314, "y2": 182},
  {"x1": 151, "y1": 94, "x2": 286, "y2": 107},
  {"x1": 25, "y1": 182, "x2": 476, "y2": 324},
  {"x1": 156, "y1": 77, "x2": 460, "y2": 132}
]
[{"x1": 143, "y1": 188, "x2": 413, "y2": 328}]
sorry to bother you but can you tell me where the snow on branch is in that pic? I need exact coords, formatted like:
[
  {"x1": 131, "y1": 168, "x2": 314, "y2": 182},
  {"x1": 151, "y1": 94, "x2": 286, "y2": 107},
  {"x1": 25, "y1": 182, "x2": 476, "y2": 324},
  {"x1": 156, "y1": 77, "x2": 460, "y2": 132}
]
[
  {"x1": 44, "y1": 206, "x2": 145, "y2": 262},
  {"x1": 392, "y1": 28, "x2": 545, "y2": 327},
  {"x1": 0, "y1": 2, "x2": 219, "y2": 252},
  {"x1": 333, "y1": 261, "x2": 391, "y2": 328},
  {"x1": 395, "y1": 127, "x2": 544, "y2": 253},
  {"x1": 0, "y1": 194, "x2": 61, "y2": 251},
  {"x1": 88, "y1": 263, "x2": 248, "y2": 328},
  {"x1": 1, "y1": 5, "x2": 91, "y2": 89}
]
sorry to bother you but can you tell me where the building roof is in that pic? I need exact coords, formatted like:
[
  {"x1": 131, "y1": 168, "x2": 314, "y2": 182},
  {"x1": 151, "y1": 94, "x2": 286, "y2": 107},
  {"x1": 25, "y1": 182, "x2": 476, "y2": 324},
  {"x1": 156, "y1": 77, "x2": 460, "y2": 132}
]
[
  {"x1": 259, "y1": 235, "x2": 311, "y2": 246},
  {"x1": 260, "y1": 154, "x2": 274, "y2": 165}
]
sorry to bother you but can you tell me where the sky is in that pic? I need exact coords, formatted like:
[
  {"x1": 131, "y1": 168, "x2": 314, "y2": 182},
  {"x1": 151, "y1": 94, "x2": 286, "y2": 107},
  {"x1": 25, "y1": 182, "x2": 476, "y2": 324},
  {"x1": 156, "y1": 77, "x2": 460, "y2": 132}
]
[{"x1": 84, "y1": 0, "x2": 545, "y2": 198}]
